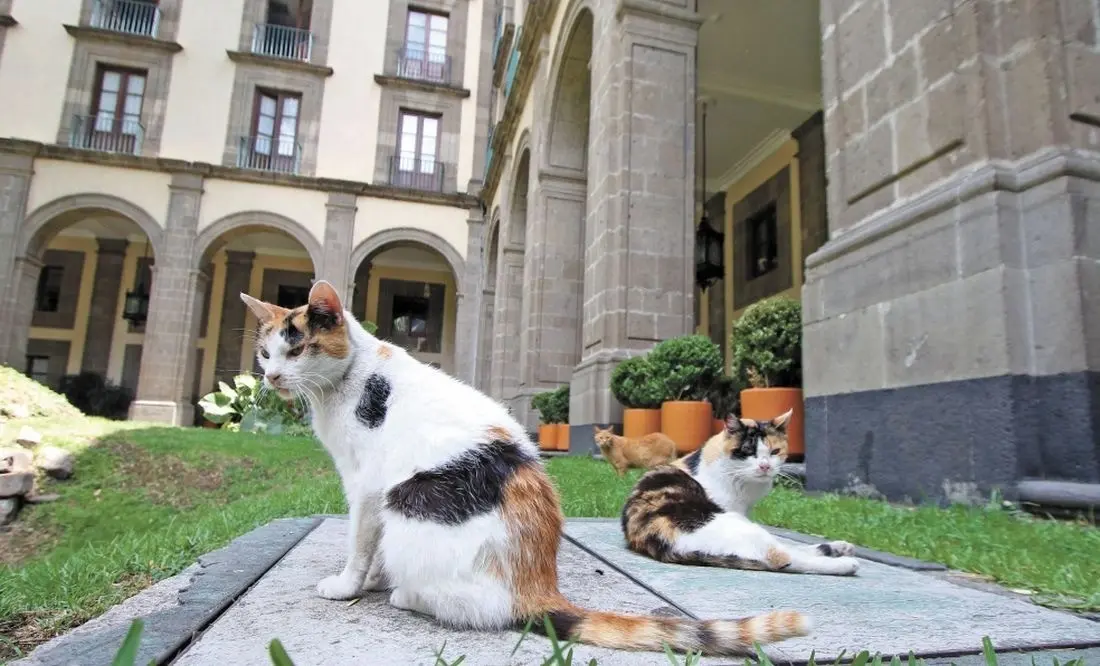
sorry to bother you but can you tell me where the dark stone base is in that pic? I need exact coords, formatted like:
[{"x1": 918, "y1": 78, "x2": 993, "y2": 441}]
[{"x1": 805, "y1": 371, "x2": 1100, "y2": 504}]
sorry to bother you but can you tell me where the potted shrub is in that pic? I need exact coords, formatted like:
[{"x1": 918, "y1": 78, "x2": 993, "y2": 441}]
[
  {"x1": 530, "y1": 389, "x2": 559, "y2": 452},
  {"x1": 707, "y1": 374, "x2": 741, "y2": 435},
  {"x1": 610, "y1": 355, "x2": 663, "y2": 438},
  {"x1": 648, "y1": 335, "x2": 723, "y2": 454},
  {"x1": 730, "y1": 296, "x2": 804, "y2": 460},
  {"x1": 549, "y1": 384, "x2": 571, "y2": 452}
]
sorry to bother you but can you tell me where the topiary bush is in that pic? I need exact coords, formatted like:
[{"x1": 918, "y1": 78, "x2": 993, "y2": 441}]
[
  {"x1": 609, "y1": 355, "x2": 663, "y2": 409},
  {"x1": 730, "y1": 295, "x2": 802, "y2": 388},
  {"x1": 531, "y1": 384, "x2": 570, "y2": 424},
  {"x1": 647, "y1": 335, "x2": 723, "y2": 402}
]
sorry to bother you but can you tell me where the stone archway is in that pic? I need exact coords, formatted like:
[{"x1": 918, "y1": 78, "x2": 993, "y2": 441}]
[{"x1": 195, "y1": 210, "x2": 324, "y2": 270}]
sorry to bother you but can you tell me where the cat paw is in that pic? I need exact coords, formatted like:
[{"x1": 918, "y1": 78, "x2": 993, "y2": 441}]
[
  {"x1": 362, "y1": 570, "x2": 390, "y2": 592},
  {"x1": 830, "y1": 556, "x2": 860, "y2": 576},
  {"x1": 388, "y1": 587, "x2": 424, "y2": 612},
  {"x1": 316, "y1": 573, "x2": 363, "y2": 600},
  {"x1": 816, "y1": 540, "x2": 856, "y2": 557}
]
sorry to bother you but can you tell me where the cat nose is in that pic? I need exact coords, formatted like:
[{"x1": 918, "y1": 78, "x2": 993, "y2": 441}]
[
  {"x1": 266, "y1": 372, "x2": 282, "y2": 384},
  {"x1": 758, "y1": 461, "x2": 772, "y2": 471}
]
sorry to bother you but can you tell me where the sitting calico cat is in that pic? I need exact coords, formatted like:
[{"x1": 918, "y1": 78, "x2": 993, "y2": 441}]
[
  {"x1": 621, "y1": 411, "x2": 860, "y2": 576},
  {"x1": 239, "y1": 281, "x2": 811, "y2": 656},
  {"x1": 593, "y1": 426, "x2": 677, "y2": 476}
]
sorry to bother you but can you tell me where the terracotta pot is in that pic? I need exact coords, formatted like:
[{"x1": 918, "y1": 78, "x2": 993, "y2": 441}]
[
  {"x1": 712, "y1": 418, "x2": 725, "y2": 435},
  {"x1": 740, "y1": 387, "x2": 804, "y2": 460},
  {"x1": 659, "y1": 401, "x2": 713, "y2": 454},
  {"x1": 537, "y1": 424, "x2": 558, "y2": 452},
  {"x1": 554, "y1": 423, "x2": 571, "y2": 452},
  {"x1": 622, "y1": 408, "x2": 662, "y2": 438}
]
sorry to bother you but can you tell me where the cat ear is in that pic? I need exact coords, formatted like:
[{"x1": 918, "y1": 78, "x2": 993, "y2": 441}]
[
  {"x1": 307, "y1": 280, "x2": 344, "y2": 327},
  {"x1": 724, "y1": 414, "x2": 744, "y2": 433},
  {"x1": 240, "y1": 293, "x2": 287, "y2": 325},
  {"x1": 770, "y1": 409, "x2": 794, "y2": 431}
]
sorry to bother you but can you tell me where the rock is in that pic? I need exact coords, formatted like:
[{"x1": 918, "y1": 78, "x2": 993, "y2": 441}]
[
  {"x1": 0, "y1": 447, "x2": 34, "y2": 474},
  {"x1": 26, "y1": 492, "x2": 61, "y2": 504},
  {"x1": 0, "y1": 496, "x2": 21, "y2": 525},
  {"x1": 36, "y1": 446, "x2": 75, "y2": 480},
  {"x1": 0, "y1": 471, "x2": 34, "y2": 498},
  {"x1": 16, "y1": 425, "x2": 42, "y2": 447},
  {"x1": 7, "y1": 404, "x2": 30, "y2": 419}
]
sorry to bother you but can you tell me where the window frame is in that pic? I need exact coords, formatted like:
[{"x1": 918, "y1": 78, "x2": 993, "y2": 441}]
[
  {"x1": 401, "y1": 8, "x2": 449, "y2": 82},
  {"x1": 394, "y1": 108, "x2": 443, "y2": 190},
  {"x1": 88, "y1": 64, "x2": 147, "y2": 151},
  {"x1": 25, "y1": 355, "x2": 51, "y2": 384},
  {"x1": 247, "y1": 87, "x2": 303, "y2": 169},
  {"x1": 34, "y1": 265, "x2": 65, "y2": 313},
  {"x1": 746, "y1": 202, "x2": 779, "y2": 280}
]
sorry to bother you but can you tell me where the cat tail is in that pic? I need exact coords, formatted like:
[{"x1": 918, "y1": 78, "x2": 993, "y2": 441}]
[{"x1": 527, "y1": 594, "x2": 810, "y2": 656}]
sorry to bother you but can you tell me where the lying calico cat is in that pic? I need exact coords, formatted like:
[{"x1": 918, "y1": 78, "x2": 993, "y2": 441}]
[
  {"x1": 240, "y1": 281, "x2": 810, "y2": 656},
  {"x1": 621, "y1": 411, "x2": 860, "y2": 576},
  {"x1": 593, "y1": 426, "x2": 677, "y2": 476}
]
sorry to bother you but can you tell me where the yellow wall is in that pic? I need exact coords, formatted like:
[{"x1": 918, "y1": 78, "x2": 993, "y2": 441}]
[
  {"x1": 720, "y1": 138, "x2": 803, "y2": 373},
  {"x1": 27, "y1": 236, "x2": 98, "y2": 375},
  {"x1": 0, "y1": 0, "x2": 79, "y2": 143},
  {"x1": 26, "y1": 161, "x2": 172, "y2": 230},
  {"x1": 353, "y1": 196, "x2": 469, "y2": 261},
  {"x1": 198, "y1": 180, "x2": 328, "y2": 245},
  {"x1": 365, "y1": 264, "x2": 457, "y2": 373}
]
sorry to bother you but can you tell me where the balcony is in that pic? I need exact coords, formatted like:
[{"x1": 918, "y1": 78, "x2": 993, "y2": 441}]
[
  {"x1": 491, "y1": 4, "x2": 515, "y2": 89},
  {"x1": 394, "y1": 47, "x2": 453, "y2": 87},
  {"x1": 68, "y1": 114, "x2": 144, "y2": 155},
  {"x1": 89, "y1": 0, "x2": 160, "y2": 38},
  {"x1": 250, "y1": 23, "x2": 314, "y2": 62},
  {"x1": 386, "y1": 154, "x2": 445, "y2": 192},
  {"x1": 237, "y1": 136, "x2": 302, "y2": 175}
]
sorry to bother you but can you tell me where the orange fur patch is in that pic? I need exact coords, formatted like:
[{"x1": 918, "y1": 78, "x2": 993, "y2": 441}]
[
  {"x1": 765, "y1": 546, "x2": 791, "y2": 570},
  {"x1": 500, "y1": 464, "x2": 568, "y2": 617},
  {"x1": 269, "y1": 306, "x2": 349, "y2": 359},
  {"x1": 376, "y1": 344, "x2": 393, "y2": 359},
  {"x1": 487, "y1": 425, "x2": 512, "y2": 442}
]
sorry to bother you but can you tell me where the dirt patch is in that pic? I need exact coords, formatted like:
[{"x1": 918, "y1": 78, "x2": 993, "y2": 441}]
[
  {"x1": 0, "y1": 520, "x2": 60, "y2": 567},
  {"x1": 108, "y1": 442, "x2": 234, "y2": 508}
]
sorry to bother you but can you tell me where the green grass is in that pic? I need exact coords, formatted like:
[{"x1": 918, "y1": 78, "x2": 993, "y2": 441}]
[
  {"x1": 2, "y1": 418, "x2": 1098, "y2": 662},
  {"x1": 542, "y1": 456, "x2": 1100, "y2": 613}
]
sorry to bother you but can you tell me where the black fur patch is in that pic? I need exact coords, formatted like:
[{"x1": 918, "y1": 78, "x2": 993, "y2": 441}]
[
  {"x1": 385, "y1": 439, "x2": 535, "y2": 525},
  {"x1": 307, "y1": 303, "x2": 340, "y2": 331},
  {"x1": 356, "y1": 374, "x2": 392, "y2": 428},
  {"x1": 730, "y1": 421, "x2": 770, "y2": 459},
  {"x1": 624, "y1": 467, "x2": 722, "y2": 535},
  {"x1": 535, "y1": 609, "x2": 582, "y2": 641},
  {"x1": 683, "y1": 449, "x2": 702, "y2": 475},
  {"x1": 281, "y1": 318, "x2": 304, "y2": 346},
  {"x1": 816, "y1": 543, "x2": 835, "y2": 556}
]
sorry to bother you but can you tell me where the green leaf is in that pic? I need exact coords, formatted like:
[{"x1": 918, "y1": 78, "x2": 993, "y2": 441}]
[
  {"x1": 235, "y1": 374, "x2": 259, "y2": 390},
  {"x1": 268, "y1": 639, "x2": 296, "y2": 666},
  {"x1": 217, "y1": 381, "x2": 237, "y2": 401},
  {"x1": 981, "y1": 637, "x2": 998, "y2": 666},
  {"x1": 111, "y1": 619, "x2": 143, "y2": 666}
]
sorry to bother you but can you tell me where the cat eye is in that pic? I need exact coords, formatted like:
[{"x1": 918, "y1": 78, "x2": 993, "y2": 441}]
[
  {"x1": 770, "y1": 448, "x2": 781, "y2": 456},
  {"x1": 286, "y1": 346, "x2": 304, "y2": 358},
  {"x1": 259, "y1": 348, "x2": 269, "y2": 359}
]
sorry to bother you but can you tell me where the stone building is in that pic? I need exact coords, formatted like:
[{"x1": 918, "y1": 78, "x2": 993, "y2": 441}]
[
  {"x1": 0, "y1": 0, "x2": 493, "y2": 425},
  {"x1": 478, "y1": 0, "x2": 1100, "y2": 502},
  {"x1": 2, "y1": 0, "x2": 1097, "y2": 503}
]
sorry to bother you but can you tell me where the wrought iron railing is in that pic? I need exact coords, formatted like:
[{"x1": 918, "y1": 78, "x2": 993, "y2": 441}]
[
  {"x1": 250, "y1": 23, "x2": 314, "y2": 62},
  {"x1": 68, "y1": 114, "x2": 144, "y2": 155},
  {"x1": 387, "y1": 154, "x2": 445, "y2": 192},
  {"x1": 237, "y1": 135, "x2": 302, "y2": 174},
  {"x1": 89, "y1": 0, "x2": 160, "y2": 38},
  {"x1": 394, "y1": 46, "x2": 452, "y2": 86}
]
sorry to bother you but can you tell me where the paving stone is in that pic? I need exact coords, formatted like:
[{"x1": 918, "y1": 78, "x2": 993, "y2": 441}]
[{"x1": 563, "y1": 520, "x2": 1100, "y2": 663}]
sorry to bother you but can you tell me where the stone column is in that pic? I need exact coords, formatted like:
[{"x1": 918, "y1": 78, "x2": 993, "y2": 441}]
[
  {"x1": 80, "y1": 238, "x2": 128, "y2": 376},
  {"x1": 322, "y1": 191, "x2": 356, "y2": 301},
  {"x1": 569, "y1": 1, "x2": 701, "y2": 451},
  {"x1": 490, "y1": 244, "x2": 525, "y2": 411},
  {"x1": 214, "y1": 250, "x2": 254, "y2": 385},
  {"x1": 130, "y1": 172, "x2": 206, "y2": 426},
  {"x1": 454, "y1": 207, "x2": 484, "y2": 385},
  {"x1": 804, "y1": 0, "x2": 1100, "y2": 503},
  {"x1": 0, "y1": 150, "x2": 34, "y2": 367},
  {"x1": 4, "y1": 256, "x2": 42, "y2": 370}
]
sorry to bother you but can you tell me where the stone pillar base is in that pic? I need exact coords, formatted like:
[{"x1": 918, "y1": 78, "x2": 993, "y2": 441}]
[
  {"x1": 566, "y1": 350, "x2": 633, "y2": 455},
  {"x1": 129, "y1": 400, "x2": 194, "y2": 426}
]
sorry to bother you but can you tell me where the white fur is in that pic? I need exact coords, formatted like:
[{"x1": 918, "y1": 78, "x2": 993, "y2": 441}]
[
  {"x1": 676, "y1": 426, "x2": 860, "y2": 576},
  {"x1": 250, "y1": 299, "x2": 537, "y2": 629}
]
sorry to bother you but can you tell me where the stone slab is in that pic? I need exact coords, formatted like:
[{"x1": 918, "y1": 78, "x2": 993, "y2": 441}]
[
  {"x1": 563, "y1": 520, "x2": 1100, "y2": 663},
  {"x1": 11, "y1": 517, "x2": 322, "y2": 666},
  {"x1": 172, "y1": 517, "x2": 736, "y2": 666}
]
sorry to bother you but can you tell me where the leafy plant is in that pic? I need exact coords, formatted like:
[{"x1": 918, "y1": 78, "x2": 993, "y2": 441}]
[
  {"x1": 647, "y1": 335, "x2": 723, "y2": 402},
  {"x1": 609, "y1": 356, "x2": 663, "y2": 410},
  {"x1": 706, "y1": 373, "x2": 741, "y2": 420},
  {"x1": 532, "y1": 385, "x2": 570, "y2": 424},
  {"x1": 198, "y1": 374, "x2": 308, "y2": 436},
  {"x1": 730, "y1": 296, "x2": 802, "y2": 389},
  {"x1": 361, "y1": 320, "x2": 378, "y2": 335},
  {"x1": 60, "y1": 372, "x2": 134, "y2": 420}
]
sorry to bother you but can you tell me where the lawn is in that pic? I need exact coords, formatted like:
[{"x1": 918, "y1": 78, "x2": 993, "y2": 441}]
[{"x1": 2, "y1": 418, "x2": 1098, "y2": 662}]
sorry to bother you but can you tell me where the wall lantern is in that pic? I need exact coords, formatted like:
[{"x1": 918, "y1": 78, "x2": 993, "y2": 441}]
[
  {"x1": 694, "y1": 98, "x2": 724, "y2": 291},
  {"x1": 122, "y1": 242, "x2": 150, "y2": 325}
]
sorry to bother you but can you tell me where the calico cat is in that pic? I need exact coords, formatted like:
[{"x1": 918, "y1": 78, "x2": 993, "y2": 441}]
[
  {"x1": 592, "y1": 426, "x2": 677, "y2": 476},
  {"x1": 621, "y1": 411, "x2": 860, "y2": 576},
  {"x1": 239, "y1": 280, "x2": 812, "y2": 656}
]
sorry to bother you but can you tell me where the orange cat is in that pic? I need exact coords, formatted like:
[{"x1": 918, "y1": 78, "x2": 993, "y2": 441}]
[{"x1": 593, "y1": 426, "x2": 678, "y2": 476}]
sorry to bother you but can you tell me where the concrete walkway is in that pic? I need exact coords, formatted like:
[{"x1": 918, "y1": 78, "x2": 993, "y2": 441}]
[{"x1": 13, "y1": 517, "x2": 1100, "y2": 666}]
